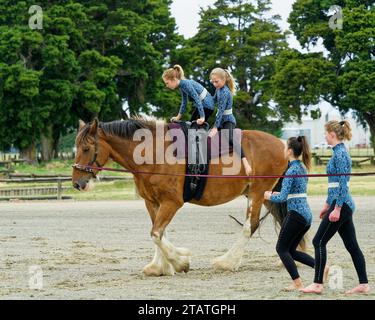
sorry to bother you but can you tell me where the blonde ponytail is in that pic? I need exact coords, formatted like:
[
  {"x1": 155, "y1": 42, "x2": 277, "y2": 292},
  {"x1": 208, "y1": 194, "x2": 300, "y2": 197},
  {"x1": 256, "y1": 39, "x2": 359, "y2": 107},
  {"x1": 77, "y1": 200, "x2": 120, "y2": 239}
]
[
  {"x1": 162, "y1": 64, "x2": 186, "y2": 81},
  {"x1": 325, "y1": 120, "x2": 352, "y2": 141},
  {"x1": 224, "y1": 69, "x2": 236, "y2": 95},
  {"x1": 173, "y1": 65, "x2": 185, "y2": 80}
]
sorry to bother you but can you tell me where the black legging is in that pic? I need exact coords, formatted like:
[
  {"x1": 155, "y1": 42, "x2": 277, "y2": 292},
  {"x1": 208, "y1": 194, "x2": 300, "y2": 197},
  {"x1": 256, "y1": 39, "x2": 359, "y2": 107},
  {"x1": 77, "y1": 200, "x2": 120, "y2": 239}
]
[
  {"x1": 220, "y1": 121, "x2": 245, "y2": 158},
  {"x1": 190, "y1": 107, "x2": 214, "y2": 122},
  {"x1": 276, "y1": 211, "x2": 315, "y2": 280},
  {"x1": 313, "y1": 201, "x2": 368, "y2": 284}
]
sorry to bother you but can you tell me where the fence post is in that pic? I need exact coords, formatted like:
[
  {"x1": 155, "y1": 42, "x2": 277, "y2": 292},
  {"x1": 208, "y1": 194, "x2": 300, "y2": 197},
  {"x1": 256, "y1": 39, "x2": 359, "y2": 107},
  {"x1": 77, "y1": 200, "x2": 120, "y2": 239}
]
[{"x1": 57, "y1": 179, "x2": 62, "y2": 200}]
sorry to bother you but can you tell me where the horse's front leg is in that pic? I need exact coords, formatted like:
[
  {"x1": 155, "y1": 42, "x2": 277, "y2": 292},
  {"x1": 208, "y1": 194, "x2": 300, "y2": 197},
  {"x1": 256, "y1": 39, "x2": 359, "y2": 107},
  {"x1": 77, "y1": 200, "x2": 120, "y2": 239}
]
[
  {"x1": 143, "y1": 243, "x2": 175, "y2": 276},
  {"x1": 142, "y1": 200, "x2": 175, "y2": 276},
  {"x1": 150, "y1": 201, "x2": 191, "y2": 274}
]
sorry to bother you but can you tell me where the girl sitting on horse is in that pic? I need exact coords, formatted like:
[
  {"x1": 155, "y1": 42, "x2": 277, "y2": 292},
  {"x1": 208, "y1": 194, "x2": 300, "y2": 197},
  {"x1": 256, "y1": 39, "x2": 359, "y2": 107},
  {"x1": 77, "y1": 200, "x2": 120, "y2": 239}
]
[
  {"x1": 208, "y1": 68, "x2": 252, "y2": 176},
  {"x1": 162, "y1": 65, "x2": 214, "y2": 125},
  {"x1": 264, "y1": 136, "x2": 320, "y2": 291}
]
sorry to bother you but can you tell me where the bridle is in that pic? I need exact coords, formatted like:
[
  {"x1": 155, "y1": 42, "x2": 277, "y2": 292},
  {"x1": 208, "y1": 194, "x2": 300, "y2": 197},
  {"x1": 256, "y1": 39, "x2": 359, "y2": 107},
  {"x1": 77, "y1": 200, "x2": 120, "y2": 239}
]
[{"x1": 72, "y1": 133, "x2": 104, "y2": 179}]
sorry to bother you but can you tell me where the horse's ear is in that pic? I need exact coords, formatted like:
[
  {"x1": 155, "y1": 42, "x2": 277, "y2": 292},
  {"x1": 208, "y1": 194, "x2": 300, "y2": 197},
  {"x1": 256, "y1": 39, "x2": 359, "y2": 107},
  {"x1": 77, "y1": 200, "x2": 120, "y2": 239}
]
[
  {"x1": 89, "y1": 117, "x2": 99, "y2": 136},
  {"x1": 79, "y1": 120, "x2": 85, "y2": 131}
]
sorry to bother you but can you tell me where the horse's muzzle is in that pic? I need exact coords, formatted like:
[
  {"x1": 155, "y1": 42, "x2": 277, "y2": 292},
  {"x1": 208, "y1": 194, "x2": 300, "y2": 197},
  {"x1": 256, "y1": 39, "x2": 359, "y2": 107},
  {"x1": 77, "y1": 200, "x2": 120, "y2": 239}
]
[
  {"x1": 73, "y1": 182, "x2": 81, "y2": 191},
  {"x1": 73, "y1": 180, "x2": 87, "y2": 191}
]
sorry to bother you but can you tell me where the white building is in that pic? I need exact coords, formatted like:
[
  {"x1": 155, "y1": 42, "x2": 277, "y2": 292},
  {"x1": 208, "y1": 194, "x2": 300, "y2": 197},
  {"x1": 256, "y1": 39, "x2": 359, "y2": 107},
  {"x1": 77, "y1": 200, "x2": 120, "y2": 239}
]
[{"x1": 281, "y1": 103, "x2": 371, "y2": 148}]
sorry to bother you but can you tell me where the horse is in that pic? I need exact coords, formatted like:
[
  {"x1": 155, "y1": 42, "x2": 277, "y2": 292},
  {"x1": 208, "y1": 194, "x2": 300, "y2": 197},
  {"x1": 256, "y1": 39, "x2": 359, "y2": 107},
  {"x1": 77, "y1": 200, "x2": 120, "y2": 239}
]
[{"x1": 72, "y1": 117, "x2": 288, "y2": 276}]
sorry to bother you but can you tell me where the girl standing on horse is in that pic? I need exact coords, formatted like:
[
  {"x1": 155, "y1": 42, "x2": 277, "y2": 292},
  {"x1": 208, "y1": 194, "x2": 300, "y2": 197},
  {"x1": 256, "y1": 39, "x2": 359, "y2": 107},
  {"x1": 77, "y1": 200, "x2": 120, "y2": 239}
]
[
  {"x1": 162, "y1": 65, "x2": 214, "y2": 125},
  {"x1": 209, "y1": 68, "x2": 252, "y2": 175},
  {"x1": 264, "y1": 136, "x2": 318, "y2": 291},
  {"x1": 301, "y1": 120, "x2": 370, "y2": 295}
]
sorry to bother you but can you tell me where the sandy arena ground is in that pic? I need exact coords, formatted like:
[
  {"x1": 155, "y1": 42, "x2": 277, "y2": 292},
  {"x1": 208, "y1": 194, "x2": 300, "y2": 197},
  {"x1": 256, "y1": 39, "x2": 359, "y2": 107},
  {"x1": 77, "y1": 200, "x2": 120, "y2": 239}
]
[{"x1": 0, "y1": 196, "x2": 374, "y2": 300}]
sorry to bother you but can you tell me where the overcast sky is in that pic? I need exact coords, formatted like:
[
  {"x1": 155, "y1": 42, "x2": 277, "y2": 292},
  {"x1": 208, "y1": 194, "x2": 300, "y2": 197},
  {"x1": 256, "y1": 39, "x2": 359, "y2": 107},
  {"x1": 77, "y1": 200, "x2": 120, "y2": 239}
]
[{"x1": 170, "y1": 0, "x2": 320, "y2": 51}]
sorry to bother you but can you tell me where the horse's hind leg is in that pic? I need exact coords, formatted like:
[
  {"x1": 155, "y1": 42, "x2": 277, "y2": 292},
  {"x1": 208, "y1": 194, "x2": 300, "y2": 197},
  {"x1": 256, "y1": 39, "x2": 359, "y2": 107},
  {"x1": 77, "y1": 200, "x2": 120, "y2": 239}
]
[
  {"x1": 212, "y1": 199, "x2": 255, "y2": 272},
  {"x1": 212, "y1": 196, "x2": 264, "y2": 272},
  {"x1": 149, "y1": 201, "x2": 191, "y2": 274},
  {"x1": 249, "y1": 197, "x2": 264, "y2": 235},
  {"x1": 142, "y1": 200, "x2": 175, "y2": 276}
]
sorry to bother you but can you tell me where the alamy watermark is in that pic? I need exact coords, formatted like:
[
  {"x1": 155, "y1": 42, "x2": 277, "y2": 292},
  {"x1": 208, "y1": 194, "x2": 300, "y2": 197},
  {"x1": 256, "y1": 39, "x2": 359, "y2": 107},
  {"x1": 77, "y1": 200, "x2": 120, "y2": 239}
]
[
  {"x1": 328, "y1": 5, "x2": 343, "y2": 30},
  {"x1": 29, "y1": 265, "x2": 43, "y2": 290},
  {"x1": 328, "y1": 265, "x2": 344, "y2": 290},
  {"x1": 132, "y1": 124, "x2": 242, "y2": 175},
  {"x1": 28, "y1": 5, "x2": 43, "y2": 30}
]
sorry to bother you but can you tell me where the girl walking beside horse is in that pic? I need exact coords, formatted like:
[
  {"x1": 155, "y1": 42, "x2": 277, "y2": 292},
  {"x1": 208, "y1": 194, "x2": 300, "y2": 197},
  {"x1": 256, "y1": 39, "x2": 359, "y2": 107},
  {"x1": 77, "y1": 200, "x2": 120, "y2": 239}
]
[
  {"x1": 301, "y1": 120, "x2": 370, "y2": 295},
  {"x1": 264, "y1": 136, "x2": 323, "y2": 291}
]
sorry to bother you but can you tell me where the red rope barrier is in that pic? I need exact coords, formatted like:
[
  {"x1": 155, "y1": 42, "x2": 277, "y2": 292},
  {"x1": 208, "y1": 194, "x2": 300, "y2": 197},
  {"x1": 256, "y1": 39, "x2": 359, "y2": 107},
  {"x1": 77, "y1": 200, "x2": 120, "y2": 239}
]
[{"x1": 81, "y1": 165, "x2": 375, "y2": 179}]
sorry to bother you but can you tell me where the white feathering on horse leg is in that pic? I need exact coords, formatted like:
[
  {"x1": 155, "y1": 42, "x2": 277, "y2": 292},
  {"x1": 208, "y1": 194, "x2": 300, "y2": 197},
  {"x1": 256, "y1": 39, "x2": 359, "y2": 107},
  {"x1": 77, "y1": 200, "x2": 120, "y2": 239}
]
[
  {"x1": 142, "y1": 245, "x2": 175, "y2": 276},
  {"x1": 212, "y1": 219, "x2": 251, "y2": 271},
  {"x1": 152, "y1": 233, "x2": 191, "y2": 274},
  {"x1": 163, "y1": 230, "x2": 191, "y2": 256},
  {"x1": 164, "y1": 231, "x2": 192, "y2": 257}
]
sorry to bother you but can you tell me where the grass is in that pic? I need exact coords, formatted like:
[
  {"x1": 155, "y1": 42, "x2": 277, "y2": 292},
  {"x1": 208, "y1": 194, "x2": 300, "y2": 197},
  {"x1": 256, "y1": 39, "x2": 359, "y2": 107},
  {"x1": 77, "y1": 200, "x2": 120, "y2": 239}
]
[
  {"x1": 314, "y1": 147, "x2": 374, "y2": 157},
  {"x1": 1, "y1": 160, "x2": 375, "y2": 200},
  {"x1": 308, "y1": 164, "x2": 375, "y2": 196},
  {"x1": 64, "y1": 180, "x2": 138, "y2": 201},
  {"x1": 1, "y1": 160, "x2": 136, "y2": 201},
  {"x1": 12, "y1": 159, "x2": 126, "y2": 177}
]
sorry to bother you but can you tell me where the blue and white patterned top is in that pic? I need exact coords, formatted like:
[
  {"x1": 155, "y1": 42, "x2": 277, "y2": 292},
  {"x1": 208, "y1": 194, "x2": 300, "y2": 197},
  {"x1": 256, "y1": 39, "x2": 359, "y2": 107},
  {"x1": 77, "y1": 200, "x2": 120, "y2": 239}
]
[
  {"x1": 270, "y1": 160, "x2": 312, "y2": 224},
  {"x1": 326, "y1": 143, "x2": 355, "y2": 211},
  {"x1": 213, "y1": 85, "x2": 236, "y2": 128},
  {"x1": 178, "y1": 79, "x2": 214, "y2": 118}
]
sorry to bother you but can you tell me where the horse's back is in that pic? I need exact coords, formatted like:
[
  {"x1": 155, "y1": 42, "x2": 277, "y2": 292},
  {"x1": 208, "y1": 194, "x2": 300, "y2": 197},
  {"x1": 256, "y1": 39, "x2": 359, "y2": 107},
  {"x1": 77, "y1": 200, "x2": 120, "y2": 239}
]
[
  {"x1": 241, "y1": 130, "x2": 287, "y2": 174},
  {"x1": 242, "y1": 129, "x2": 285, "y2": 151}
]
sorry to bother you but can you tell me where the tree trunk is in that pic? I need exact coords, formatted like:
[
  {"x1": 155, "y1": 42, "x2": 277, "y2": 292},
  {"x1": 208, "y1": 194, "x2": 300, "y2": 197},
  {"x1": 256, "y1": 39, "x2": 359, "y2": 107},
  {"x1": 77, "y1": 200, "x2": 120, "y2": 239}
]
[
  {"x1": 52, "y1": 136, "x2": 60, "y2": 159},
  {"x1": 363, "y1": 112, "x2": 375, "y2": 155},
  {"x1": 20, "y1": 142, "x2": 37, "y2": 164},
  {"x1": 52, "y1": 125, "x2": 61, "y2": 159},
  {"x1": 40, "y1": 123, "x2": 54, "y2": 162}
]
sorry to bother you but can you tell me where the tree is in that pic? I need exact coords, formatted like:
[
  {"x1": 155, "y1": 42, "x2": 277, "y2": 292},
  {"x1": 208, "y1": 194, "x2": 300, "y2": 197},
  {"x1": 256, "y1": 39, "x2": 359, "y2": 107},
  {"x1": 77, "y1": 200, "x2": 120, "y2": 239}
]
[
  {"x1": 0, "y1": 1, "x2": 180, "y2": 161},
  {"x1": 275, "y1": 0, "x2": 375, "y2": 151},
  {"x1": 81, "y1": 0, "x2": 182, "y2": 116},
  {"x1": 168, "y1": 0, "x2": 290, "y2": 133},
  {"x1": 0, "y1": 1, "x2": 122, "y2": 161}
]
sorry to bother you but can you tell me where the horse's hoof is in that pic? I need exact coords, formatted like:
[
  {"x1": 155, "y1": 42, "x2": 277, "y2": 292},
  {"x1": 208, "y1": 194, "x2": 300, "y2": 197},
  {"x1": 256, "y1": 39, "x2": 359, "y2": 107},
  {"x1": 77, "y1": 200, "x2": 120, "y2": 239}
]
[
  {"x1": 142, "y1": 264, "x2": 163, "y2": 276},
  {"x1": 212, "y1": 256, "x2": 239, "y2": 272},
  {"x1": 142, "y1": 263, "x2": 174, "y2": 277},
  {"x1": 171, "y1": 256, "x2": 190, "y2": 273}
]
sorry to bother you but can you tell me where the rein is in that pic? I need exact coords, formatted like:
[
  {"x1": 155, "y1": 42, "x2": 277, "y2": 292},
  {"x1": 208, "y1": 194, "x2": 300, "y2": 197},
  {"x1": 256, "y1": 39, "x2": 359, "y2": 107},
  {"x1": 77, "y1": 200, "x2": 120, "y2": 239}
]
[{"x1": 72, "y1": 163, "x2": 375, "y2": 179}]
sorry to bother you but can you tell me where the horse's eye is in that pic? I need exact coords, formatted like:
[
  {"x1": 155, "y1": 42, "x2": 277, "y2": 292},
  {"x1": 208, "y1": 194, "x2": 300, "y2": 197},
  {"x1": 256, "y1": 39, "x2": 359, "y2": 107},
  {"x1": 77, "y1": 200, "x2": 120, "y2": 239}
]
[{"x1": 83, "y1": 147, "x2": 90, "y2": 152}]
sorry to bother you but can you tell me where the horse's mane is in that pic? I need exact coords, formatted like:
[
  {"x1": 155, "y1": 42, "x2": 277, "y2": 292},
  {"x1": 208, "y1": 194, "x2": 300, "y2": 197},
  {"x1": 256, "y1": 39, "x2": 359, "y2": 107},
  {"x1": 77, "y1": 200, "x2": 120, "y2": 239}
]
[{"x1": 78, "y1": 116, "x2": 163, "y2": 143}]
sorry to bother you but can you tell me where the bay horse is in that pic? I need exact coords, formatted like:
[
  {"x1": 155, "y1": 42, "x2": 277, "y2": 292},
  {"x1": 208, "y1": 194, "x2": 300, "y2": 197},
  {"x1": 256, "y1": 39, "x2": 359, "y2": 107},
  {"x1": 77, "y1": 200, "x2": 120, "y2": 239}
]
[{"x1": 72, "y1": 117, "x2": 288, "y2": 276}]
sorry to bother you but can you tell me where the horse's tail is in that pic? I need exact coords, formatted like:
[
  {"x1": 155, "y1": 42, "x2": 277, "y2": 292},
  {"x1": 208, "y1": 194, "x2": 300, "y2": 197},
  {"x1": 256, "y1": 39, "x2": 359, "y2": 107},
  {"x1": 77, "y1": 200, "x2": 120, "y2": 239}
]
[{"x1": 264, "y1": 173, "x2": 307, "y2": 251}]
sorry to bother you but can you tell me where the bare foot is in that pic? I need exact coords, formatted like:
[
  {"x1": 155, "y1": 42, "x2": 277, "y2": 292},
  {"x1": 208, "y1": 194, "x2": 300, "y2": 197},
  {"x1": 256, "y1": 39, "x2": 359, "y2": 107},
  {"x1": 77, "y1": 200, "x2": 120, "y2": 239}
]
[
  {"x1": 283, "y1": 278, "x2": 303, "y2": 292},
  {"x1": 282, "y1": 283, "x2": 303, "y2": 292},
  {"x1": 300, "y1": 283, "x2": 324, "y2": 294},
  {"x1": 345, "y1": 284, "x2": 371, "y2": 295}
]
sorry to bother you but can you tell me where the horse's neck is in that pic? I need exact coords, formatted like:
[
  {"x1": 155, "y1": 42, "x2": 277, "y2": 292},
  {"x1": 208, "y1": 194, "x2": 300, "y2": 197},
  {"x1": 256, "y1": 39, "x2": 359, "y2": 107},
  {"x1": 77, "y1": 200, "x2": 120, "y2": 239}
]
[
  {"x1": 106, "y1": 136, "x2": 139, "y2": 171},
  {"x1": 104, "y1": 124, "x2": 168, "y2": 172}
]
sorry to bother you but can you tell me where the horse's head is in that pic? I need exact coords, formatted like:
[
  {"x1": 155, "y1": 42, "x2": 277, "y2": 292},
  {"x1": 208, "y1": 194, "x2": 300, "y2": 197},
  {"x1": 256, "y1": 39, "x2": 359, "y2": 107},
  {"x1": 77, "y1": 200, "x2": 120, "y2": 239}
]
[{"x1": 72, "y1": 118, "x2": 110, "y2": 191}]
